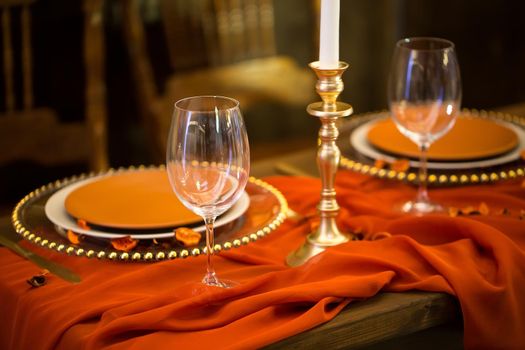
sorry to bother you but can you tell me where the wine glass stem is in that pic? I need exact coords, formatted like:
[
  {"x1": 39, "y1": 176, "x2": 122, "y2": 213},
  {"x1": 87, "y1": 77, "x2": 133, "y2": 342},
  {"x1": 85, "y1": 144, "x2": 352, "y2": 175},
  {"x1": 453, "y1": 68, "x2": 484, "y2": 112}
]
[
  {"x1": 417, "y1": 143, "x2": 430, "y2": 204},
  {"x1": 203, "y1": 216, "x2": 219, "y2": 284}
]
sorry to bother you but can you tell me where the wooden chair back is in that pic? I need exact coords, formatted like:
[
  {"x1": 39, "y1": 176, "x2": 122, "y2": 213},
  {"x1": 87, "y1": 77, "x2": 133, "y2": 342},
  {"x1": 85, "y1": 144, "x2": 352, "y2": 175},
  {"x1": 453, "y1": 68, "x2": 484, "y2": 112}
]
[
  {"x1": 121, "y1": 0, "x2": 315, "y2": 161},
  {"x1": 159, "y1": 0, "x2": 276, "y2": 70},
  {"x1": 0, "y1": 0, "x2": 108, "y2": 171}
]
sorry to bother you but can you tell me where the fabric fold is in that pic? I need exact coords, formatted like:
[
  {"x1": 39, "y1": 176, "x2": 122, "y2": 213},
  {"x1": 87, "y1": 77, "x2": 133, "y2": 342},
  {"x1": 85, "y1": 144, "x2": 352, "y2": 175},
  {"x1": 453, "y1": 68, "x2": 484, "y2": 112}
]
[{"x1": 0, "y1": 171, "x2": 524, "y2": 349}]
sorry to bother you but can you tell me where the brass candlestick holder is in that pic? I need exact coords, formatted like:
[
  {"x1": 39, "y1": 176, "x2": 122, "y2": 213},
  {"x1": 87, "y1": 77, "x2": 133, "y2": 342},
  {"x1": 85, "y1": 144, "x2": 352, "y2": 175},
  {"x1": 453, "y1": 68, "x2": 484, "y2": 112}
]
[{"x1": 287, "y1": 61, "x2": 355, "y2": 267}]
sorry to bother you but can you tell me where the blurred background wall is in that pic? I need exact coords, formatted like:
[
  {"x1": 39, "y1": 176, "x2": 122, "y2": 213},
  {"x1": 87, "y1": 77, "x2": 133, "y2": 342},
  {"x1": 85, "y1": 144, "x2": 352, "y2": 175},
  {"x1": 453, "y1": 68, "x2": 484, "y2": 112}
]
[
  {"x1": 109, "y1": 0, "x2": 525, "y2": 162},
  {"x1": 1, "y1": 0, "x2": 525, "y2": 211}
]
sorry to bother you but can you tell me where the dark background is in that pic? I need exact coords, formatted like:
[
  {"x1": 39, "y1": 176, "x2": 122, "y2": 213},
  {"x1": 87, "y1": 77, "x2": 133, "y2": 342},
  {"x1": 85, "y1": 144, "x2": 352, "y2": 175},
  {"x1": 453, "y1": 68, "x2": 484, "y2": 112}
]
[{"x1": 1, "y1": 0, "x2": 525, "y2": 211}]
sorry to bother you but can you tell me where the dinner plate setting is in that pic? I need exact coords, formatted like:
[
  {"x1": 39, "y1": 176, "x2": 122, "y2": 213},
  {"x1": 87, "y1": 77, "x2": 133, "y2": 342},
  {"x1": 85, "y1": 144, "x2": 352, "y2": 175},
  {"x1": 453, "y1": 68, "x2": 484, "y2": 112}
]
[
  {"x1": 338, "y1": 109, "x2": 525, "y2": 186},
  {"x1": 11, "y1": 166, "x2": 288, "y2": 262},
  {"x1": 45, "y1": 173, "x2": 250, "y2": 240}
]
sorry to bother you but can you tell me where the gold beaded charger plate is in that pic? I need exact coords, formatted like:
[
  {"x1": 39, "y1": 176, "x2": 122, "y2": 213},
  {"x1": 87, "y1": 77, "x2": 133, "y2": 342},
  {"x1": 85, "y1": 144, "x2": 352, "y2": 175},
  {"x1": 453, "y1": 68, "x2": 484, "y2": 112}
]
[
  {"x1": 339, "y1": 109, "x2": 525, "y2": 186},
  {"x1": 11, "y1": 166, "x2": 288, "y2": 262}
]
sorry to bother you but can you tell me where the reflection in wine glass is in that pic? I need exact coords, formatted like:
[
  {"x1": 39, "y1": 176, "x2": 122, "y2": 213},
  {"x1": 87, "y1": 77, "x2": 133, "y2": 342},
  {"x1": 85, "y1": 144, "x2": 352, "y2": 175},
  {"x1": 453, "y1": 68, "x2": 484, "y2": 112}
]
[
  {"x1": 167, "y1": 96, "x2": 250, "y2": 287},
  {"x1": 388, "y1": 37, "x2": 462, "y2": 214}
]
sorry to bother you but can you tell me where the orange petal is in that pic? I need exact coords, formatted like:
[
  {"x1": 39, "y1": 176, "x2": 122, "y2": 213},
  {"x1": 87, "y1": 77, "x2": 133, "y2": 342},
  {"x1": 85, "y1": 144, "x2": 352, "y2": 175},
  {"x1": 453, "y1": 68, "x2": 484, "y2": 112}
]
[
  {"x1": 67, "y1": 230, "x2": 81, "y2": 245},
  {"x1": 76, "y1": 219, "x2": 90, "y2": 230},
  {"x1": 308, "y1": 218, "x2": 320, "y2": 233},
  {"x1": 352, "y1": 227, "x2": 364, "y2": 235},
  {"x1": 478, "y1": 202, "x2": 490, "y2": 216},
  {"x1": 496, "y1": 208, "x2": 511, "y2": 216},
  {"x1": 175, "y1": 228, "x2": 201, "y2": 247},
  {"x1": 111, "y1": 236, "x2": 138, "y2": 252},
  {"x1": 390, "y1": 158, "x2": 410, "y2": 172},
  {"x1": 520, "y1": 149, "x2": 525, "y2": 161},
  {"x1": 350, "y1": 226, "x2": 364, "y2": 240},
  {"x1": 461, "y1": 206, "x2": 476, "y2": 215},
  {"x1": 374, "y1": 159, "x2": 386, "y2": 169},
  {"x1": 448, "y1": 207, "x2": 460, "y2": 217}
]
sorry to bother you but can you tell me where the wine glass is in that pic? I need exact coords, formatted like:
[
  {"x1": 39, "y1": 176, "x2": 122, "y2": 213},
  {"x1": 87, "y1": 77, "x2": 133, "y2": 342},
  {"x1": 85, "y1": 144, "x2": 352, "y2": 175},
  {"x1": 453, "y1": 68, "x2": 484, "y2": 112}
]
[
  {"x1": 166, "y1": 96, "x2": 250, "y2": 288},
  {"x1": 388, "y1": 37, "x2": 462, "y2": 214}
]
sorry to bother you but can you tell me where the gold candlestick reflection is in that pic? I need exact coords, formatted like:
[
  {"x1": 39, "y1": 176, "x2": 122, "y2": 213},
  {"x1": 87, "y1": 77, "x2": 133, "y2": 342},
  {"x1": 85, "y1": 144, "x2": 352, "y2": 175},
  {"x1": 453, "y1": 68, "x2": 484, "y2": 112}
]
[{"x1": 287, "y1": 61, "x2": 355, "y2": 267}]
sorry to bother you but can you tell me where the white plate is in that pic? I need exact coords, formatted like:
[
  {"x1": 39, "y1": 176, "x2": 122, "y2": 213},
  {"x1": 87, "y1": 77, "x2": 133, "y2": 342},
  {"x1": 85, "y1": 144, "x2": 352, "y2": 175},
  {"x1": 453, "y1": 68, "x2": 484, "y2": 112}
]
[
  {"x1": 350, "y1": 117, "x2": 525, "y2": 170},
  {"x1": 44, "y1": 177, "x2": 250, "y2": 240}
]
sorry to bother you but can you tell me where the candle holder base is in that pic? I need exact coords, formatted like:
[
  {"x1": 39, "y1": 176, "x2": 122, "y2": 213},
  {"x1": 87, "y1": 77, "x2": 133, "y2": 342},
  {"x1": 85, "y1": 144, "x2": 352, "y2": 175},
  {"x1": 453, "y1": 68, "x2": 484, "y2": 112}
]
[
  {"x1": 286, "y1": 60, "x2": 355, "y2": 267},
  {"x1": 286, "y1": 230, "x2": 351, "y2": 267}
]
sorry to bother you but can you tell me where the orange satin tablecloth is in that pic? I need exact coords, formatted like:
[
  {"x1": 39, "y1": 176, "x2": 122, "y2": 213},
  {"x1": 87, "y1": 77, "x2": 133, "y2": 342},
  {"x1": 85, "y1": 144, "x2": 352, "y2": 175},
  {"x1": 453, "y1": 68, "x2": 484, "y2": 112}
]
[{"x1": 1, "y1": 171, "x2": 525, "y2": 349}]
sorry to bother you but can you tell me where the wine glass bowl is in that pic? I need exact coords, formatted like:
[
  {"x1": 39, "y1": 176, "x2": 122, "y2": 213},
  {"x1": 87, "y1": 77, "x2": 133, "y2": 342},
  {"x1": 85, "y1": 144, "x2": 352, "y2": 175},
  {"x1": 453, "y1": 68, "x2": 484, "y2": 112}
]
[
  {"x1": 390, "y1": 102, "x2": 459, "y2": 147},
  {"x1": 167, "y1": 96, "x2": 250, "y2": 287},
  {"x1": 388, "y1": 37, "x2": 462, "y2": 214}
]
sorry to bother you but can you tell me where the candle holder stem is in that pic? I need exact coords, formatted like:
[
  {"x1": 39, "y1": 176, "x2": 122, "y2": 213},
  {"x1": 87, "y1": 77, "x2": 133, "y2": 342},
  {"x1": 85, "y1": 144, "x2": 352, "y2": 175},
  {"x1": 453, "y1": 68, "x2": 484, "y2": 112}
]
[{"x1": 287, "y1": 61, "x2": 355, "y2": 267}]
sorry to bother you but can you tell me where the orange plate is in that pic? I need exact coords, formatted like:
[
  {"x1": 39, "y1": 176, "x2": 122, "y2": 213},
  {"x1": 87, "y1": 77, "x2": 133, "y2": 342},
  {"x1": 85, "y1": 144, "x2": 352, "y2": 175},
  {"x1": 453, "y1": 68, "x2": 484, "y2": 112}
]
[
  {"x1": 367, "y1": 117, "x2": 519, "y2": 161},
  {"x1": 64, "y1": 169, "x2": 201, "y2": 229}
]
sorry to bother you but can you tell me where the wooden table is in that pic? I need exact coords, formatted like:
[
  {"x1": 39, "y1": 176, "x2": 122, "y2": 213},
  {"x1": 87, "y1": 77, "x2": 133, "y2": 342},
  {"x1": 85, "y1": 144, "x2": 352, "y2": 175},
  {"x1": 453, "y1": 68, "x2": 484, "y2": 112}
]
[
  {"x1": 250, "y1": 149, "x2": 464, "y2": 349},
  {"x1": 257, "y1": 103, "x2": 525, "y2": 349},
  {"x1": 10, "y1": 102, "x2": 525, "y2": 349},
  {"x1": 1, "y1": 156, "x2": 463, "y2": 350}
]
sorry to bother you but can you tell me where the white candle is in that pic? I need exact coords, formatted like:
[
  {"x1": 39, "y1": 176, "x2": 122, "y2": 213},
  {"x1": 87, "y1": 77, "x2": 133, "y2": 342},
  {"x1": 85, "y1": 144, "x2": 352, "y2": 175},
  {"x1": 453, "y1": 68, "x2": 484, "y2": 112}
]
[{"x1": 319, "y1": 0, "x2": 340, "y2": 69}]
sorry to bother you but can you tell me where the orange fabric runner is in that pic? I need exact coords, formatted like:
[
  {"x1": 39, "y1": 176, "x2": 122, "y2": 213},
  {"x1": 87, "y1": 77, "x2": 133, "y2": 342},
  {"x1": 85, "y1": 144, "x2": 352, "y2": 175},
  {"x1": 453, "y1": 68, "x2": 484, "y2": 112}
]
[{"x1": 1, "y1": 171, "x2": 525, "y2": 349}]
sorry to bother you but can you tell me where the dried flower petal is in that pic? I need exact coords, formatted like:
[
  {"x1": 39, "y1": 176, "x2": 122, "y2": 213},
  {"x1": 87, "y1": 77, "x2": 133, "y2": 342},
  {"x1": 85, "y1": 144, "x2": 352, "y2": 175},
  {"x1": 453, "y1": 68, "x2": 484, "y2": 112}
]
[
  {"x1": 111, "y1": 236, "x2": 138, "y2": 252},
  {"x1": 478, "y1": 202, "x2": 490, "y2": 216},
  {"x1": 374, "y1": 159, "x2": 386, "y2": 169},
  {"x1": 26, "y1": 270, "x2": 49, "y2": 288},
  {"x1": 390, "y1": 158, "x2": 410, "y2": 172},
  {"x1": 175, "y1": 228, "x2": 201, "y2": 247},
  {"x1": 351, "y1": 227, "x2": 365, "y2": 240},
  {"x1": 352, "y1": 227, "x2": 364, "y2": 235},
  {"x1": 308, "y1": 218, "x2": 320, "y2": 233},
  {"x1": 520, "y1": 149, "x2": 525, "y2": 161},
  {"x1": 76, "y1": 219, "x2": 90, "y2": 230},
  {"x1": 496, "y1": 208, "x2": 511, "y2": 216},
  {"x1": 448, "y1": 207, "x2": 460, "y2": 217},
  {"x1": 27, "y1": 275, "x2": 47, "y2": 288},
  {"x1": 461, "y1": 206, "x2": 476, "y2": 215},
  {"x1": 520, "y1": 210, "x2": 525, "y2": 220},
  {"x1": 67, "y1": 230, "x2": 81, "y2": 245}
]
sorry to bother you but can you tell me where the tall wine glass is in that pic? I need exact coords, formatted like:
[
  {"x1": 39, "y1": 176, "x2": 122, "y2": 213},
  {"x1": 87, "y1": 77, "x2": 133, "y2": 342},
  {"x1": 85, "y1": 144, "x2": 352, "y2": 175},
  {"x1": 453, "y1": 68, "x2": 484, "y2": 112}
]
[
  {"x1": 166, "y1": 96, "x2": 250, "y2": 288},
  {"x1": 388, "y1": 37, "x2": 462, "y2": 214}
]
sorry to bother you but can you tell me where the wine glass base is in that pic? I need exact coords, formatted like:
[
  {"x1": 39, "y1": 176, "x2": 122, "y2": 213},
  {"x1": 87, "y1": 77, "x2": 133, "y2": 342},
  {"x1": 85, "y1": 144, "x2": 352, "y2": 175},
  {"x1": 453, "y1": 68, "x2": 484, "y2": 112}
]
[
  {"x1": 399, "y1": 200, "x2": 444, "y2": 215},
  {"x1": 202, "y1": 274, "x2": 237, "y2": 288}
]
